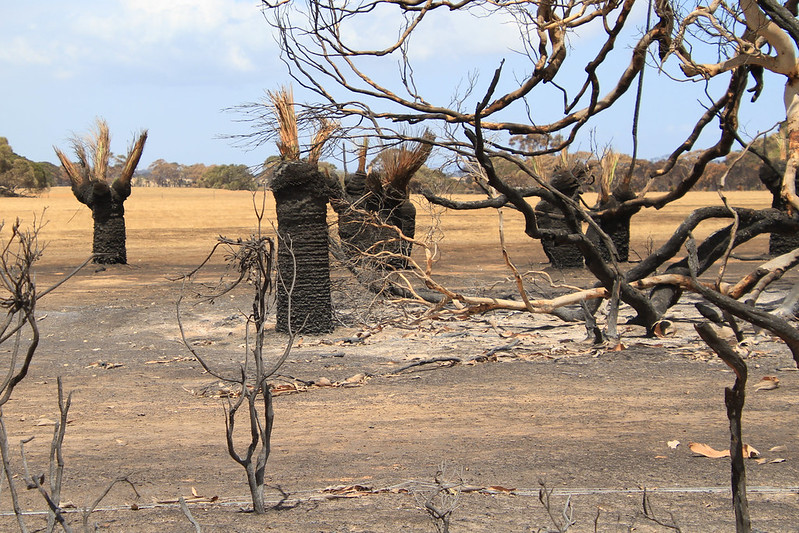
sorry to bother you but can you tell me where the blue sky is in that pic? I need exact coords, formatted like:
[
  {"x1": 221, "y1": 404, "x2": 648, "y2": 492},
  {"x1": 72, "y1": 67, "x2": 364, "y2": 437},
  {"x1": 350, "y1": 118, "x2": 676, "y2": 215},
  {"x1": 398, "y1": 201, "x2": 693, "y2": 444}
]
[{"x1": 0, "y1": 1, "x2": 791, "y2": 171}]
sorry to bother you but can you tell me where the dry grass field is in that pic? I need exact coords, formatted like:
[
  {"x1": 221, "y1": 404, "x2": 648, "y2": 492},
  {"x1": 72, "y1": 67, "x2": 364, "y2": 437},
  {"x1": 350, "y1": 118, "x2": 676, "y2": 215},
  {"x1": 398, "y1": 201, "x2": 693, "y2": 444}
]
[
  {"x1": 1, "y1": 187, "x2": 773, "y2": 272},
  {"x1": 0, "y1": 187, "x2": 796, "y2": 532}
]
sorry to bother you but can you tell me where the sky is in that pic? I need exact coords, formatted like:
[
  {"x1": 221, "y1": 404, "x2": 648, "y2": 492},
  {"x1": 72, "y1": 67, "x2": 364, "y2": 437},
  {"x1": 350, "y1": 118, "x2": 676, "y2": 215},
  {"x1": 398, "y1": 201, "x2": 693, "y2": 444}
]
[{"x1": 0, "y1": 1, "x2": 792, "y2": 171}]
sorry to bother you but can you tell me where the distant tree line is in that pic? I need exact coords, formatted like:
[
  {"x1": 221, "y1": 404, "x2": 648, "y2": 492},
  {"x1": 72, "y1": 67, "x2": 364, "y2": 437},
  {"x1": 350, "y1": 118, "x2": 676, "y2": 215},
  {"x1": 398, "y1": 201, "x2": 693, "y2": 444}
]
[
  {"x1": 0, "y1": 137, "x2": 60, "y2": 196},
  {"x1": 0, "y1": 133, "x2": 781, "y2": 196}
]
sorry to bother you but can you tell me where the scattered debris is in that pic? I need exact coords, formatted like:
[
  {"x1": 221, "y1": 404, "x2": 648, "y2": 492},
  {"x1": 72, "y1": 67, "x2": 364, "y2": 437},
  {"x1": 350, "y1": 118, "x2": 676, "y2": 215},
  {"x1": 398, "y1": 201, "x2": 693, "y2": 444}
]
[
  {"x1": 86, "y1": 361, "x2": 124, "y2": 369},
  {"x1": 754, "y1": 376, "x2": 780, "y2": 391}
]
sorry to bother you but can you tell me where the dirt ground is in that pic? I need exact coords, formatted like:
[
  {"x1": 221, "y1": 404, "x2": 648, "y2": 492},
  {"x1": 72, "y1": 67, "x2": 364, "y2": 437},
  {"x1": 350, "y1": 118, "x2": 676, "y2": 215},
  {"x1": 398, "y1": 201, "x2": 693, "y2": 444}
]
[{"x1": 0, "y1": 188, "x2": 798, "y2": 532}]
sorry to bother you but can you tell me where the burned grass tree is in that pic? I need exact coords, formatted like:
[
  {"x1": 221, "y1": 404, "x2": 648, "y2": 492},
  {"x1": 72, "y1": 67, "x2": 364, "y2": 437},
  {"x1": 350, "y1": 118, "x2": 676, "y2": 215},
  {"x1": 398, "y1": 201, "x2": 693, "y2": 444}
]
[
  {"x1": 268, "y1": 87, "x2": 335, "y2": 334},
  {"x1": 370, "y1": 132, "x2": 434, "y2": 269},
  {"x1": 337, "y1": 134, "x2": 435, "y2": 270},
  {"x1": 587, "y1": 149, "x2": 638, "y2": 262},
  {"x1": 55, "y1": 119, "x2": 147, "y2": 264},
  {"x1": 534, "y1": 162, "x2": 591, "y2": 269}
]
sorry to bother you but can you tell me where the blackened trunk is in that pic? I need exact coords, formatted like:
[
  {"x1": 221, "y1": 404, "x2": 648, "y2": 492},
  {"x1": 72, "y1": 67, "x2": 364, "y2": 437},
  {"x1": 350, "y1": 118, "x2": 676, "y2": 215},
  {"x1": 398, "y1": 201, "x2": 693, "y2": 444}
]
[
  {"x1": 587, "y1": 194, "x2": 637, "y2": 262},
  {"x1": 272, "y1": 161, "x2": 333, "y2": 335},
  {"x1": 535, "y1": 200, "x2": 584, "y2": 268},
  {"x1": 380, "y1": 195, "x2": 416, "y2": 270},
  {"x1": 338, "y1": 172, "x2": 416, "y2": 270},
  {"x1": 72, "y1": 180, "x2": 130, "y2": 264},
  {"x1": 93, "y1": 215, "x2": 127, "y2": 264}
]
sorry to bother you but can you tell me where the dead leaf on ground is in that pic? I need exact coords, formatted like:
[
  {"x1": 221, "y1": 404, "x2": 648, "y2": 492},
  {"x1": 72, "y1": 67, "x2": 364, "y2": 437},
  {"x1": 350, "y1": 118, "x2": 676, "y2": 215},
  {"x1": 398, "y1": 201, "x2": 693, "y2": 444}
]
[
  {"x1": 688, "y1": 442, "x2": 725, "y2": 458},
  {"x1": 145, "y1": 356, "x2": 194, "y2": 365},
  {"x1": 341, "y1": 373, "x2": 366, "y2": 387},
  {"x1": 35, "y1": 418, "x2": 56, "y2": 426},
  {"x1": 271, "y1": 383, "x2": 302, "y2": 396},
  {"x1": 689, "y1": 442, "x2": 759, "y2": 458},
  {"x1": 769, "y1": 445, "x2": 788, "y2": 453},
  {"x1": 485, "y1": 485, "x2": 516, "y2": 493},
  {"x1": 743, "y1": 444, "x2": 760, "y2": 458},
  {"x1": 754, "y1": 376, "x2": 780, "y2": 391}
]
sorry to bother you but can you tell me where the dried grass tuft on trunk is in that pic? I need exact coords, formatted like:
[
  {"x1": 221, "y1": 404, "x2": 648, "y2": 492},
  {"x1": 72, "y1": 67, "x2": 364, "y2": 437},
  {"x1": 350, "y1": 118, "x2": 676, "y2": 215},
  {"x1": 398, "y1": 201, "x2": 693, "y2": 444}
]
[
  {"x1": 356, "y1": 138, "x2": 369, "y2": 174},
  {"x1": 308, "y1": 118, "x2": 338, "y2": 165},
  {"x1": 598, "y1": 148, "x2": 620, "y2": 203},
  {"x1": 268, "y1": 86, "x2": 300, "y2": 161},
  {"x1": 381, "y1": 131, "x2": 435, "y2": 194}
]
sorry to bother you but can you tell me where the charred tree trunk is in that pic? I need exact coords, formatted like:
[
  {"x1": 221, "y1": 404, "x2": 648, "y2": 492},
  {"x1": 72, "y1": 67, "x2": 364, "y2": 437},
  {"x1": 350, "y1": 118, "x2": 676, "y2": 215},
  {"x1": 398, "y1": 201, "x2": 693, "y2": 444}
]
[
  {"x1": 272, "y1": 161, "x2": 333, "y2": 335},
  {"x1": 535, "y1": 201, "x2": 584, "y2": 268},
  {"x1": 587, "y1": 191, "x2": 638, "y2": 262},
  {"x1": 645, "y1": 211, "x2": 794, "y2": 319},
  {"x1": 71, "y1": 180, "x2": 130, "y2": 264},
  {"x1": 337, "y1": 171, "x2": 416, "y2": 270},
  {"x1": 534, "y1": 165, "x2": 588, "y2": 269},
  {"x1": 380, "y1": 193, "x2": 416, "y2": 270}
]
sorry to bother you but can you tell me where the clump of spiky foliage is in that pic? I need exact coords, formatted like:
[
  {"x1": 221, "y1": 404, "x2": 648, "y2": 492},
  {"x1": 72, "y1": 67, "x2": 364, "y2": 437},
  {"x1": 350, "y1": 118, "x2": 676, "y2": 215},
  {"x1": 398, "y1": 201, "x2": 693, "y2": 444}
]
[
  {"x1": 598, "y1": 148, "x2": 621, "y2": 203},
  {"x1": 54, "y1": 118, "x2": 147, "y2": 188},
  {"x1": 267, "y1": 86, "x2": 338, "y2": 164},
  {"x1": 356, "y1": 138, "x2": 369, "y2": 174},
  {"x1": 268, "y1": 86, "x2": 300, "y2": 161},
  {"x1": 378, "y1": 131, "x2": 435, "y2": 195},
  {"x1": 308, "y1": 118, "x2": 338, "y2": 165}
]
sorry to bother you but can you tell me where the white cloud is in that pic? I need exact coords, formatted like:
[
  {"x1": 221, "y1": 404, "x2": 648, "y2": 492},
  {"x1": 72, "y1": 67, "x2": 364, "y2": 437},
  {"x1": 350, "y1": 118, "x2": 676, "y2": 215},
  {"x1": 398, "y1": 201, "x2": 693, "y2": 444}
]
[
  {"x1": 0, "y1": 37, "x2": 53, "y2": 65},
  {"x1": 0, "y1": 1, "x2": 277, "y2": 82}
]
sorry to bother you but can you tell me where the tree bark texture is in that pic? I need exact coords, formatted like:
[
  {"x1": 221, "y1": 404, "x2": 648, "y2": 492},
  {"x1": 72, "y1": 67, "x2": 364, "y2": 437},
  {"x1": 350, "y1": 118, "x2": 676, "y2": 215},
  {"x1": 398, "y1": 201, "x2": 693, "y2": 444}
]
[
  {"x1": 379, "y1": 194, "x2": 416, "y2": 270},
  {"x1": 534, "y1": 168, "x2": 586, "y2": 269},
  {"x1": 272, "y1": 161, "x2": 333, "y2": 335},
  {"x1": 338, "y1": 172, "x2": 416, "y2": 270},
  {"x1": 71, "y1": 180, "x2": 131, "y2": 264},
  {"x1": 758, "y1": 161, "x2": 799, "y2": 255},
  {"x1": 587, "y1": 190, "x2": 638, "y2": 262}
]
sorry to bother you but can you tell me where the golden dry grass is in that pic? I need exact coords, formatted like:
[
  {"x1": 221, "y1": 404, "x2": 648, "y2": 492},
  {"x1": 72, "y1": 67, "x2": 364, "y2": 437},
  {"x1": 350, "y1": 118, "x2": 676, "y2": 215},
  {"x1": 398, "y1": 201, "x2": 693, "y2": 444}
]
[{"x1": 0, "y1": 187, "x2": 773, "y2": 272}]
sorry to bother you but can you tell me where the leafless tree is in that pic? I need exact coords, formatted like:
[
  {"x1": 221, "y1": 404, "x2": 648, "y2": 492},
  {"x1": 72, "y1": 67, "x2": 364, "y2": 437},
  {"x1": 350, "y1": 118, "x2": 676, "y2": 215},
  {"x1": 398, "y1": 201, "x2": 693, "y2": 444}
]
[
  {"x1": 258, "y1": 0, "x2": 799, "y2": 335},
  {"x1": 413, "y1": 462, "x2": 463, "y2": 533},
  {"x1": 176, "y1": 191, "x2": 296, "y2": 514},
  {"x1": 0, "y1": 219, "x2": 99, "y2": 532}
]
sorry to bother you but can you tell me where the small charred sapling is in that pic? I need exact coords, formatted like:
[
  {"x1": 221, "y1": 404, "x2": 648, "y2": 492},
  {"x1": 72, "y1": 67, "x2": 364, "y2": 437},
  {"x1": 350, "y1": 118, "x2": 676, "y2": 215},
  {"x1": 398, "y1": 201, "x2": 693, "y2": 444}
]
[{"x1": 177, "y1": 207, "x2": 297, "y2": 513}]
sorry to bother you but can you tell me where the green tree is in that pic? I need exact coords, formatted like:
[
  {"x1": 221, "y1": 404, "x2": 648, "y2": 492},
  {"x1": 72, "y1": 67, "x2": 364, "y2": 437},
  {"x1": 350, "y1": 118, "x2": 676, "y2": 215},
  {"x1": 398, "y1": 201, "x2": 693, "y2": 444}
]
[
  {"x1": 147, "y1": 159, "x2": 187, "y2": 187},
  {"x1": 0, "y1": 137, "x2": 52, "y2": 195},
  {"x1": 198, "y1": 164, "x2": 255, "y2": 190}
]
